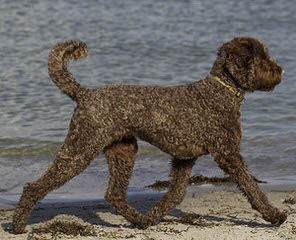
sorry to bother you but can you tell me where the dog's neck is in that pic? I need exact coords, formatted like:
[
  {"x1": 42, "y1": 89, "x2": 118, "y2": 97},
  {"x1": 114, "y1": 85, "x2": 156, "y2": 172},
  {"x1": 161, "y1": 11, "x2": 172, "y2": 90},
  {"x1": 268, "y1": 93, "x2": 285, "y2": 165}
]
[
  {"x1": 209, "y1": 67, "x2": 246, "y2": 101},
  {"x1": 210, "y1": 60, "x2": 248, "y2": 91},
  {"x1": 211, "y1": 75, "x2": 244, "y2": 99}
]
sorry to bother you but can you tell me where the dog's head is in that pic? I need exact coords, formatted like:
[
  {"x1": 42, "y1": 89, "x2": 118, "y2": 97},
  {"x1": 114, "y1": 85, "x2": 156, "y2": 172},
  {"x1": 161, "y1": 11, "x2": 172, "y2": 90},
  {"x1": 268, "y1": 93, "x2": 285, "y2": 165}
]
[{"x1": 212, "y1": 37, "x2": 284, "y2": 92}]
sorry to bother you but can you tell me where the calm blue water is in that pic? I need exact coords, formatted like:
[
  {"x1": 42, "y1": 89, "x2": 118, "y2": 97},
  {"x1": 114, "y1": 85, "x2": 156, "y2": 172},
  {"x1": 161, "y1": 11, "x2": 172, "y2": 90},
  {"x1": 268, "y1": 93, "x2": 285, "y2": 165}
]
[{"x1": 0, "y1": 0, "x2": 295, "y2": 204}]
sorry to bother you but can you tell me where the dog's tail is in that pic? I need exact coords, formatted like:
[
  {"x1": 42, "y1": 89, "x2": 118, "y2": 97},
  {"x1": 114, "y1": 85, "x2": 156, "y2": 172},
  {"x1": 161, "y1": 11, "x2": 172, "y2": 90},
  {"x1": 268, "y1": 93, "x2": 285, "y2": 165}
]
[{"x1": 48, "y1": 40, "x2": 88, "y2": 102}]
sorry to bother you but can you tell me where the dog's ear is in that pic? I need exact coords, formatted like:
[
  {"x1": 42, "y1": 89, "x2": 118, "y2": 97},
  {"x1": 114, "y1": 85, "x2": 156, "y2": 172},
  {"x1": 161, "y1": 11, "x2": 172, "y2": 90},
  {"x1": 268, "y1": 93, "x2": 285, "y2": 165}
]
[{"x1": 223, "y1": 38, "x2": 256, "y2": 91}]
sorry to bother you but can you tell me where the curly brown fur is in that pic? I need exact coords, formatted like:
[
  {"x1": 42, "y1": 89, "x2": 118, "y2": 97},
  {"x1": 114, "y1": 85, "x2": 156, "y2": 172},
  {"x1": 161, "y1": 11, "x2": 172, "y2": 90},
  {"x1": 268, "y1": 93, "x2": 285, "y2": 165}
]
[{"x1": 13, "y1": 37, "x2": 286, "y2": 234}]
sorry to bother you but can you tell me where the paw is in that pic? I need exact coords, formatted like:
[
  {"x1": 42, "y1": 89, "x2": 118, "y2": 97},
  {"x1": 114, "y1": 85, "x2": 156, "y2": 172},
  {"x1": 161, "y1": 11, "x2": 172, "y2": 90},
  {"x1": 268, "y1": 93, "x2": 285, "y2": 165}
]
[
  {"x1": 272, "y1": 211, "x2": 287, "y2": 225},
  {"x1": 132, "y1": 215, "x2": 156, "y2": 229},
  {"x1": 12, "y1": 222, "x2": 27, "y2": 234},
  {"x1": 264, "y1": 210, "x2": 287, "y2": 225},
  {"x1": 12, "y1": 207, "x2": 29, "y2": 234}
]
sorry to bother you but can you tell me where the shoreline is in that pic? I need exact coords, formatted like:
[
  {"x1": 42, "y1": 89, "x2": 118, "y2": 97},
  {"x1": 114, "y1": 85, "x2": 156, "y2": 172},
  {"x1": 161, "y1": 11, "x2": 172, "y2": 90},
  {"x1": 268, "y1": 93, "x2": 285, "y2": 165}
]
[
  {"x1": 1, "y1": 189, "x2": 296, "y2": 239},
  {"x1": 2, "y1": 178, "x2": 296, "y2": 208}
]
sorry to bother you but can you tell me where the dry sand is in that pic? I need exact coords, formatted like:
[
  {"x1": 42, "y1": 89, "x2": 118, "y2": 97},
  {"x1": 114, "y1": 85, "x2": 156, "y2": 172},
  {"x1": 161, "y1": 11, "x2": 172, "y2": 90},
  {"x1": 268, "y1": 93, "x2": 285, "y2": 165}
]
[{"x1": 1, "y1": 190, "x2": 296, "y2": 240}]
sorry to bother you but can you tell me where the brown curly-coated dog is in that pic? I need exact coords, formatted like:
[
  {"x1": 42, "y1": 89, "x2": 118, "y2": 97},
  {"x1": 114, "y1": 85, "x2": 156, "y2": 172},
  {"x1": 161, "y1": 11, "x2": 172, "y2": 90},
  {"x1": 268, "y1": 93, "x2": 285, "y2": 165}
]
[{"x1": 13, "y1": 37, "x2": 286, "y2": 233}]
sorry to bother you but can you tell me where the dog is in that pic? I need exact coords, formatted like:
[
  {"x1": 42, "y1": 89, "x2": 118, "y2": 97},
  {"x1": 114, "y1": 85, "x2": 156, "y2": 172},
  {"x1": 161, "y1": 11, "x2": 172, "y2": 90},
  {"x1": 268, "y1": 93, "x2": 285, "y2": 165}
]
[{"x1": 12, "y1": 37, "x2": 286, "y2": 234}]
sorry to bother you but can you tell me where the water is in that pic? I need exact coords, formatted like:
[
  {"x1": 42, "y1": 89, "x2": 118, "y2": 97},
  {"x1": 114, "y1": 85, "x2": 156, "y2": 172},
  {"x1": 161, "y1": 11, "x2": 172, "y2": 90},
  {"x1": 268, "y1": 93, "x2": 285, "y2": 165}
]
[{"x1": 0, "y1": 0, "x2": 295, "y2": 205}]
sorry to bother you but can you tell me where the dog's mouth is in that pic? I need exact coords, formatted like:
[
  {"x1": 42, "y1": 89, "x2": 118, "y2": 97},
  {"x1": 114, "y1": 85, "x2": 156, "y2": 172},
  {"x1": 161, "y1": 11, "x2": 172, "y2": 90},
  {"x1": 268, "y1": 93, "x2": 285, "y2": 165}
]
[
  {"x1": 256, "y1": 78, "x2": 281, "y2": 91},
  {"x1": 258, "y1": 78, "x2": 281, "y2": 91},
  {"x1": 256, "y1": 69, "x2": 283, "y2": 92},
  {"x1": 258, "y1": 86, "x2": 275, "y2": 91}
]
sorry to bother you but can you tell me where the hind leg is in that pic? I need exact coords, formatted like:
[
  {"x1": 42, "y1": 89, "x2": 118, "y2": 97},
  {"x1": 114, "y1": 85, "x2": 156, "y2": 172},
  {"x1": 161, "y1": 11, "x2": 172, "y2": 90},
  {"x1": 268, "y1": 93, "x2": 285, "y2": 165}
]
[
  {"x1": 13, "y1": 124, "x2": 103, "y2": 234},
  {"x1": 145, "y1": 158, "x2": 196, "y2": 225},
  {"x1": 104, "y1": 137, "x2": 154, "y2": 227}
]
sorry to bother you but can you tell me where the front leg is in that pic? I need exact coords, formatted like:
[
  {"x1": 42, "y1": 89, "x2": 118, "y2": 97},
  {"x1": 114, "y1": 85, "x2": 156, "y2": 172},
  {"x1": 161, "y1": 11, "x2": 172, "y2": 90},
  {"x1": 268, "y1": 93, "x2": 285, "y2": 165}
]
[
  {"x1": 146, "y1": 158, "x2": 196, "y2": 224},
  {"x1": 213, "y1": 151, "x2": 287, "y2": 225}
]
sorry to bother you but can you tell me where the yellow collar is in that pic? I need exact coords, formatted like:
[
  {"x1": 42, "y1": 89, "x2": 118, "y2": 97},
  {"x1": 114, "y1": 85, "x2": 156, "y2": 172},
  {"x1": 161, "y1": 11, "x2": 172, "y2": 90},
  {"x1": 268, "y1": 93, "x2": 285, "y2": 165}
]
[{"x1": 212, "y1": 76, "x2": 242, "y2": 98}]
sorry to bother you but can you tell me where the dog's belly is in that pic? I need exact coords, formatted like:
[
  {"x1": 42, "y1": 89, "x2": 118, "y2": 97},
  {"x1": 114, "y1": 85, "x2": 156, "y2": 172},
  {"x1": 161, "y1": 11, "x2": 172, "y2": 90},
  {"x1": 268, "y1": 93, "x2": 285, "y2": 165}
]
[
  {"x1": 138, "y1": 133, "x2": 207, "y2": 159},
  {"x1": 166, "y1": 144, "x2": 208, "y2": 159}
]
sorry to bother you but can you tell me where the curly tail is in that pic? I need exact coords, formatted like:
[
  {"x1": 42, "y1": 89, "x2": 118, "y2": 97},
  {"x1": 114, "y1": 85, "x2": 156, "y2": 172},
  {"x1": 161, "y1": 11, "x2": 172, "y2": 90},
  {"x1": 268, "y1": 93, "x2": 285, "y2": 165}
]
[{"x1": 48, "y1": 40, "x2": 88, "y2": 102}]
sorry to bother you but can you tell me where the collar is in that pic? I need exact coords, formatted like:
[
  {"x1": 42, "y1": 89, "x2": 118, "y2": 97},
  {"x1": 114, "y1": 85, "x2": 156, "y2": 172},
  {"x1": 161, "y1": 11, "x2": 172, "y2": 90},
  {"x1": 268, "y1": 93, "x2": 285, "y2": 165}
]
[{"x1": 212, "y1": 76, "x2": 242, "y2": 98}]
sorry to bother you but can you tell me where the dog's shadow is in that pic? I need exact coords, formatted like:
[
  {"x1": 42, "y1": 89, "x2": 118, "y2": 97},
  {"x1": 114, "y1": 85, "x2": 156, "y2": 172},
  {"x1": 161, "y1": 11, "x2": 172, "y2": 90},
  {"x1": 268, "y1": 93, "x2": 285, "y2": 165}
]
[{"x1": 2, "y1": 193, "x2": 279, "y2": 234}]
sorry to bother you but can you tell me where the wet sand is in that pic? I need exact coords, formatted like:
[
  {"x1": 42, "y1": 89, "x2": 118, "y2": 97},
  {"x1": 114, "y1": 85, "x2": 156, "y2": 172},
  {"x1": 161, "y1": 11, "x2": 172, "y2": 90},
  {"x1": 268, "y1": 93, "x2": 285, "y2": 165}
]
[{"x1": 1, "y1": 190, "x2": 296, "y2": 240}]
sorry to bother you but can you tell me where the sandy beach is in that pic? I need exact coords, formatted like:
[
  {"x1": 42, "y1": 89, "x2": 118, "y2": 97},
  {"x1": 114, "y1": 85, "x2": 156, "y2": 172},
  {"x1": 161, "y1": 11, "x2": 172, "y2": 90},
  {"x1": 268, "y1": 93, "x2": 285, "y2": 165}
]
[{"x1": 1, "y1": 190, "x2": 296, "y2": 240}]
